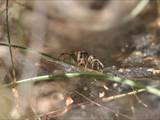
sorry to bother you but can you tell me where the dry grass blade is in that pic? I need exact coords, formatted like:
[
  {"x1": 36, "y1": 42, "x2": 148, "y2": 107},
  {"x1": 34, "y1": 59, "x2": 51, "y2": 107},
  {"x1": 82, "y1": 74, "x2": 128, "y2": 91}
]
[{"x1": 102, "y1": 89, "x2": 145, "y2": 102}]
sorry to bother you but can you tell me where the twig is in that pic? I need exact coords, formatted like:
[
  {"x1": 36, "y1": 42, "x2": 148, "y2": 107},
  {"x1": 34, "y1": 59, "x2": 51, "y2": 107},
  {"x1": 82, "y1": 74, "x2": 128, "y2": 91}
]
[
  {"x1": 131, "y1": 87, "x2": 148, "y2": 108},
  {"x1": 102, "y1": 89, "x2": 145, "y2": 102},
  {"x1": 74, "y1": 90, "x2": 131, "y2": 120}
]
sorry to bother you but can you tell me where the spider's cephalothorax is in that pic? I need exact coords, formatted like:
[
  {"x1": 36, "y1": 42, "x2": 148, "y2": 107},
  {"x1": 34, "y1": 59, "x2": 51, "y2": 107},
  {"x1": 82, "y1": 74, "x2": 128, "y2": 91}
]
[{"x1": 59, "y1": 50, "x2": 104, "y2": 72}]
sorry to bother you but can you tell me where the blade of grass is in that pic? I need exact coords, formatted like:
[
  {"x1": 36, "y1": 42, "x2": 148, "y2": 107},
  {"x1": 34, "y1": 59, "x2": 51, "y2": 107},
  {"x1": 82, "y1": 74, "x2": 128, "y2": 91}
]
[
  {"x1": 1, "y1": 42, "x2": 159, "y2": 96},
  {"x1": 0, "y1": 42, "x2": 82, "y2": 72},
  {"x1": 3, "y1": 72, "x2": 160, "y2": 97},
  {"x1": 6, "y1": 0, "x2": 16, "y2": 85}
]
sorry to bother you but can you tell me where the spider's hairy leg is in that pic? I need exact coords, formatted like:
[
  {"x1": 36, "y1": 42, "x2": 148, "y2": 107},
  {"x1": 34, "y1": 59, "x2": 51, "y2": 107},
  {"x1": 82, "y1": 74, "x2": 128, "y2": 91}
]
[
  {"x1": 58, "y1": 52, "x2": 71, "y2": 61},
  {"x1": 91, "y1": 59, "x2": 104, "y2": 72},
  {"x1": 84, "y1": 62, "x2": 89, "y2": 68}
]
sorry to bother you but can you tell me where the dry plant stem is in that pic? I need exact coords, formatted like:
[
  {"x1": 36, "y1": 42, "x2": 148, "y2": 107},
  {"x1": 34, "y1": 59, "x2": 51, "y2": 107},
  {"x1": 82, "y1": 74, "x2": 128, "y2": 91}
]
[
  {"x1": 6, "y1": 0, "x2": 16, "y2": 85},
  {"x1": 39, "y1": 88, "x2": 141, "y2": 119},
  {"x1": 102, "y1": 89, "x2": 145, "y2": 102},
  {"x1": 131, "y1": 87, "x2": 148, "y2": 108},
  {"x1": 30, "y1": 104, "x2": 41, "y2": 120},
  {"x1": 74, "y1": 90, "x2": 131, "y2": 120}
]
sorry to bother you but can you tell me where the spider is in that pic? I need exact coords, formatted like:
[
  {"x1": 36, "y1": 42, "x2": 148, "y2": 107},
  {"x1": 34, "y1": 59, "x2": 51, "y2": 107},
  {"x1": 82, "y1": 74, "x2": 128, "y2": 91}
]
[{"x1": 59, "y1": 50, "x2": 104, "y2": 72}]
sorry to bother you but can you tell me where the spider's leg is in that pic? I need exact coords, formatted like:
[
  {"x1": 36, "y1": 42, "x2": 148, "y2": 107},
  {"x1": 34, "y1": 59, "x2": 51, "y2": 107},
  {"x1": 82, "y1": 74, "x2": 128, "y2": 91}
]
[
  {"x1": 85, "y1": 62, "x2": 89, "y2": 68},
  {"x1": 92, "y1": 59, "x2": 104, "y2": 71},
  {"x1": 58, "y1": 52, "x2": 70, "y2": 60},
  {"x1": 91, "y1": 61, "x2": 95, "y2": 70}
]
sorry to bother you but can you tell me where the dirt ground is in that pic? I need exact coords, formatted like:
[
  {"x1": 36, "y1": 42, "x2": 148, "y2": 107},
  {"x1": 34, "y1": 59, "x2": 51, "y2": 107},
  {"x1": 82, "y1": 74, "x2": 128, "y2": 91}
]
[{"x1": 0, "y1": 0, "x2": 160, "y2": 120}]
